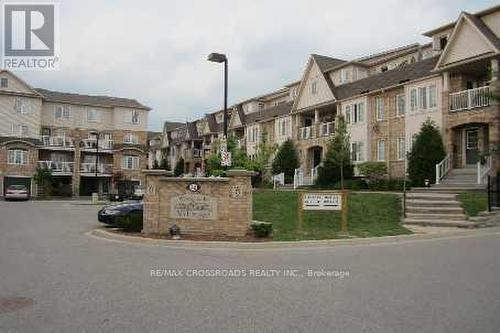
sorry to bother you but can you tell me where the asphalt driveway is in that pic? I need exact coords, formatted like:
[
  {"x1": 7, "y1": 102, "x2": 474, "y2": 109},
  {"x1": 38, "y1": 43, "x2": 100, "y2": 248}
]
[{"x1": 1, "y1": 200, "x2": 499, "y2": 332}]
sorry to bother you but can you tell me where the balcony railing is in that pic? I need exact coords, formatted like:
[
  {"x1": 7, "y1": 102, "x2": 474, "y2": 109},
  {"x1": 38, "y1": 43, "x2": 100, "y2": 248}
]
[
  {"x1": 299, "y1": 126, "x2": 312, "y2": 140},
  {"x1": 320, "y1": 122, "x2": 334, "y2": 137},
  {"x1": 38, "y1": 161, "x2": 74, "y2": 174},
  {"x1": 41, "y1": 135, "x2": 74, "y2": 148},
  {"x1": 81, "y1": 138, "x2": 114, "y2": 150},
  {"x1": 80, "y1": 163, "x2": 113, "y2": 175},
  {"x1": 450, "y1": 86, "x2": 490, "y2": 112}
]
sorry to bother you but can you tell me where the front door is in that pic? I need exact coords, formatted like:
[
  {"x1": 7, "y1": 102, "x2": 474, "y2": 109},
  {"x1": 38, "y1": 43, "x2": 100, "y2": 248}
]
[{"x1": 465, "y1": 128, "x2": 479, "y2": 165}]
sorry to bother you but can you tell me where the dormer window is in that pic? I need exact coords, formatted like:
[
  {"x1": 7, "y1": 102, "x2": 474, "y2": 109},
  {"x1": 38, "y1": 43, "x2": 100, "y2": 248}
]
[
  {"x1": 1, "y1": 78, "x2": 8, "y2": 88},
  {"x1": 439, "y1": 36, "x2": 448, "y2": 50},
  {"x1": 340, "y1": 69, "x2": 350, "y2": 84}
]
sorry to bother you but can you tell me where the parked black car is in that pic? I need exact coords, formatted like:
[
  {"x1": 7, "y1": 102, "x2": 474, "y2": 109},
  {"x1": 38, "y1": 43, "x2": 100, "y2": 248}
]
[{"x1": 97, "y1": 201, "x2": 143, "y2": 225}]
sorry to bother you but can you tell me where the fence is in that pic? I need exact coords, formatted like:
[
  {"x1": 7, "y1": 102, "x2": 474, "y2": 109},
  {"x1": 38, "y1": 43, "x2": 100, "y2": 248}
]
[{"x1": 487, "y1": 173, "x2": 499, "y2": 211}]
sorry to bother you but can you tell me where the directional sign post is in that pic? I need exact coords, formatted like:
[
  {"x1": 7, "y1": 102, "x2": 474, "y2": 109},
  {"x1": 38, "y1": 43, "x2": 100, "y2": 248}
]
[{"x1": 298, "y1": 191, "x2": 348, "y2": 236}]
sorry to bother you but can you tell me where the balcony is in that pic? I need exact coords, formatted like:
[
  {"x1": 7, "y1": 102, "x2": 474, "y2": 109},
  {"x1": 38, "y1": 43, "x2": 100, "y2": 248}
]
[
  {"x1": 320, "y1": 122, "x2": 334, "y2": 137},
  {"x1": 450, "y1": 86, "x2": 490, "y2": 112},
  {"x1": 81, "y1": 138, "x2": 114, "y2": 151},
  {"x1": 38, "y1": 161, "x2": 74, "y2": 175},
  {"x1": 185, "y1": 148, "x2": 202, "y2": 159},
  {"x1": 299, "y1": 126, "x2": 313, "y2": 140},
  {"x1": 41, "y1": 135, "x2": 74, "y2": 150},
  {"x1": 80, "y1": 163, "x2": 113, "y2": 176}
]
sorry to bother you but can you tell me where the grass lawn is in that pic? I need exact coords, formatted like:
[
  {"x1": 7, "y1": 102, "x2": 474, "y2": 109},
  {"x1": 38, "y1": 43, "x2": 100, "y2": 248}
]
[
  {"x1": 253, "y1": 191, "x2": 411, "y2": 241},
  {"x1": 457, "y1": 192, "x2": 488, "y2": 217}
]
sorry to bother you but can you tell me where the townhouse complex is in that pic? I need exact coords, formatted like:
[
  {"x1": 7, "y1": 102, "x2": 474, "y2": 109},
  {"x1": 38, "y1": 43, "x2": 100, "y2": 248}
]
[
  {"x1": 0, "y1": 71, "x2": 150, "y2": 197},
  {"x1": 156, "y1": 5, "x2": 500, "y2": 184}
]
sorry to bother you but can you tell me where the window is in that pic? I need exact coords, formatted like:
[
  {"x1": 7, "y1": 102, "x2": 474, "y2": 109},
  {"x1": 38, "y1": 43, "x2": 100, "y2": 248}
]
[
  {"x1": 14, "y1": 98, "x2": 26, "y2": 114},
  {"x1": 340, "y1": 69, "x2": 350, "y2": 84},
  {"x1": 418, "y1": 87, "x2": 427, "y2": 109},
  {"x1": 351, "y1": 142, "x2": 364, "y2": 162},
  {"x1": 123, "y1": 133, "x2": 139, "y2": 144},
  {"x1": 258, "y1": 103, "x2": 264, "y2": 111},
  {"x1": 375, "y1": 96, "x2": 384, "y2": 120},
  {"x1": 380, "y1": 66, "x2": 388, "y2": 72},
  {"x1": 1, "y1": 78, "x2": 8, "y2": 88},
  {"x1": 345, "y1": 105, "x2": 351, "y2": 124},
  {"x1": 278, "y1": 118, "x2": 290, "y2": 137},
  {"x1": 439, "y1": 36, "x2": 448, "y2": 50},
  {"x1": 311, "y1": 80, "x2": 317, "y2": 95},
  {"x1": 397, "y1": 137, "x2": 406, "y2": 160},
  {"x1": 8, "y1": 149, "x2": 28, "y2": 165},
  {"x1": 55, "y1": 106, "x2": 70, "y2": 119},
  {"x1": 410, "y1": 88, "x2": 417, "y2": 112},
  {"x1": 396, "y1": 94, "x2": 405, "y2": 116},
  {"x1": 248, "y1": 126, "x2": 259, "y2": 143},
  {"x1": 131, "y1": 110, "x2": 139, "y2": 124},
  {"x1": 122, "y1": 155, "x2": 140, "y2": 170},
  {"x1": 87, "y1": 109, "x2": 99, "y2": 122},
  {"x1": 12, "y1": 124, "x2": 29, "y2": 137},
  {"x1": 355, "y1": 102, "x2": 364, "y2": 123},
  {"x1": 429, "y1": 84, "x2": 437, "y2": 108},
  {"x1": 377, "y1": 139, "x2": 385, "y2": 161}
]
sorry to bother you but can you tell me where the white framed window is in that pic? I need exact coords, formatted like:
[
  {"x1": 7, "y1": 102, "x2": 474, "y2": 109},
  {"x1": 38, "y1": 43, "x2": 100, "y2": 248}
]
[
  {"x1": 11, "y1": 124, "x2": 29, "y2": 137},
  {"x1": 123, "y1": 133, "x2": 139, "y2": 144},
  {"x1": 87, "y1": 109, "x2": 99, "y2": 122},
  {"x1": 397, "y1": 137, "x2": 406, "y2": 160},
  {"x1": 410, "y1": 88, "x2": 417, "y2": 112},
  {"x1": 122, "y1": 155, "x2": 140, "y2": 170},
  {"x1": 418, "y1": 87, "x2": 427, "y2": 110},
  {"x1": 8, "y1": 149, "x2": 28, "y2": 165},
  {"x1": 377, "y1": 139, "x2": 385, "y2": 161},
  {"x1": 353, "y1": 102, "x2": 364, "y2": 123},
  {"x1": 1, "y1": 77, "x2": 8, "y2": 88},
  {"x1": 340, "y1": 68, "x2": 350, "y2": 84},
  {"x1": 396, "y1": 94, "x2": 405, "y2": 116},
  {"x1": 55, "y1": 105, "x2": 70, "y2": 119},
  {"x1": 429, "y1": 84, "x2": 437, "y2": 109},
  {"x1": 351, "y1": 142, "x2": 364, "y2": 162},
  {"x1": 311, "y1": 80, "x2": 317, "y2": 95},
  {"x1": 375, "y1": 96, "x2": 384, "y2": 121},
  {"x1": 248, "y1": 125, "x2": 259, "y2": 143},
  {"x1": 14, "y1": 98, "x2": 27, "y2": 114},
  {"x1": 345, "y1": 105, "x2": 351, "y2": 124}
]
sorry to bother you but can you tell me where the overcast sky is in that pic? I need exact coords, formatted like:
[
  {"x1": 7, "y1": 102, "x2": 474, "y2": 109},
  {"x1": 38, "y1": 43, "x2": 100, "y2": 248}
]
[{"x1": 17, "y1": 0, "x2": 498, "y2": 131}]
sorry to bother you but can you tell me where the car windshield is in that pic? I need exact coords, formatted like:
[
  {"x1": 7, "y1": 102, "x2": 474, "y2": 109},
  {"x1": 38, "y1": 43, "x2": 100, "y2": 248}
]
[{"x1": 8, "y1": 185, "x2": 27, "y2": 191}]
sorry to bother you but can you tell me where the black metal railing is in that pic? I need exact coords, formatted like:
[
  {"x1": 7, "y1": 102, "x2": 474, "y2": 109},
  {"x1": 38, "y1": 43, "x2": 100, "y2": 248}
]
[{"x1": 487, "y1": 173, "x2": 499, "y2": 211}]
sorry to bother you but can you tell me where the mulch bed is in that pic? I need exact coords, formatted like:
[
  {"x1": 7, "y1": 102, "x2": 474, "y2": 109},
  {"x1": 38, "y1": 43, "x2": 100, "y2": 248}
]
[{"x1": 104, "y1": 227, "x2": 272, "y2": 242}]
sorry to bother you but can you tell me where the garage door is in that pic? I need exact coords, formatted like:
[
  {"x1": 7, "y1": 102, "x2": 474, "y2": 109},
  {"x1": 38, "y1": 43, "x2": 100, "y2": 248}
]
[{"x1": 3, "y1": 177, "x2": 31, "y2": 196}]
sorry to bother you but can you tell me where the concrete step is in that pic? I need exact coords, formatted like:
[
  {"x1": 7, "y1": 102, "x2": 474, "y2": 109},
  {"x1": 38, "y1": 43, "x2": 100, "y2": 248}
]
[
  {"x1": 406, "y1": 192, "x2": 457, "y2": 200},
  {"x1": 405, "y1": 213, "x2": 466, "y2": 221},
  {"x1": 405, "y1": 199, "x2": 461, "y2": 207},
  {"x1": 440, "y1": 177, "x2": 476, "y2": 183},
  {"x1": 449, "y1": 168, "x2": 476, "y2": 175},
  {"x1": 403, "y1": 218, "x2": 476, "y2": 228},
  {"x1": 406, "y1": 206, "x2": 464, "y2": 214}
]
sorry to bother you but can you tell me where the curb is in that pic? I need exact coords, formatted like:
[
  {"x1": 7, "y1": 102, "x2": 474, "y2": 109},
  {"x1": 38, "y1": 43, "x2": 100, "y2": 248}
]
[{"x1": 87, "y1": 227, "x2": 500, "y2": 251}]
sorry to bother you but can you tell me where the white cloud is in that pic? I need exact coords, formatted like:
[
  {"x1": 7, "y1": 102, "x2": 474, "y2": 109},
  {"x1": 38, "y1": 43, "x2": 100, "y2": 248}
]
[{"x1": 15, "y1": 0, "x2": 497, "y2": 130}]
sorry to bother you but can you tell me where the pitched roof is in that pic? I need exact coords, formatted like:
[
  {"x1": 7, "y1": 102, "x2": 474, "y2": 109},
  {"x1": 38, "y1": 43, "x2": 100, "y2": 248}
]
[
  {"x1": 163, "y1": 121, "x2": 184, "y2": 133},
  {"x1": 311, "y1": 54, "x2": 346, "y2": 72},
  {"x1": 463, "y1": 12, "x2": 500, "y2": 51},
  {"x1": 335, "y1": 56, "x2": 439, "y2": 100},
  {"x1": 206, "y1": 113, "x2": 221, "y2": 133},
  {"x1": 229, "y1": 105, "x2": 246, "y2": 128},
  {"x1": 244, "y1": 101, "x2": 293, "y2": 124},
  {"x1": 187, "y1": 121, "x2": 200, "y2": 140},
  {"x1": 35, "y1": 88, "x2": 151, "y2": 110}
]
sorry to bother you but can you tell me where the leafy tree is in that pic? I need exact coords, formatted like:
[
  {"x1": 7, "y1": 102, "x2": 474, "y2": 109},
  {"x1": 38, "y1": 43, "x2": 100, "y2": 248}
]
[
  {"x1": 272, "y1": 139, "x2": 299, "y2": 183},
  {"x1": 174, "y1": 158, "x2": 184, "y2": 176},
  {"x1": 33, "y1": 166, "x2": 54, "y2": 196},
  {"x1": 316, "y1": 117, "x2": 353, "y2": 188},
  {"x1": 408, "y1": 119, "x2": 445, "y2": 186}
]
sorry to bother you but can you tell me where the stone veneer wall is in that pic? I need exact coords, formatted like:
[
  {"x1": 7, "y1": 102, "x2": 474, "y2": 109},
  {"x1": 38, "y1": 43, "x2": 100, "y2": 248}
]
[{"x1": 142, "y1": 169, "x2": 253, "y2": 237}]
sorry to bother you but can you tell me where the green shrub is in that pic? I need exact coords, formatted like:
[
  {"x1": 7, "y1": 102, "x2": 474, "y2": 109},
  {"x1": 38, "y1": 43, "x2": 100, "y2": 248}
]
[
  {"x1": 358, "y1": 162, "x2": 387, "y2": 180},
  {"x1": 174, "y1": 158, "x2": 184, "y2": 176},
  {"x1": 250, "y1": 221, "x2": 273, "y2": 237},
  {"x1": 115, "y1": 212, "x2": 143, "y2": 232},
  {"x1": 272, "y1": 139, "x2": 299, "y2": 184}
]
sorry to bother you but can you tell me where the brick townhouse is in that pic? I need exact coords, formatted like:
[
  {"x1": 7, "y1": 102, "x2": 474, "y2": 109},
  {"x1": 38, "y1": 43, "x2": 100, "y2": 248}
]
[
  {"x1": 164, "y1": 5, "x2": 499, "y2": 185},
  {"x1": 0, "y1": 71, "x2": 151, "y2": 197}
]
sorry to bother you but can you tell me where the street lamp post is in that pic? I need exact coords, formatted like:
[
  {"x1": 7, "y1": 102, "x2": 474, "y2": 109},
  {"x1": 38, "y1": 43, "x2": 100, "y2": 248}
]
[{"x1": 207, "y1": 52, "x2": 228, "y2": 138}]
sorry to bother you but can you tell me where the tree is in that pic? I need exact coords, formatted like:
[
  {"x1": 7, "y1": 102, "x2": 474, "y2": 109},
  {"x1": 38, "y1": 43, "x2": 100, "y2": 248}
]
[
  {"x1": 408, "y1": 119, "x2": 445, "y2": 186},
  {"x1": 272, "y1": 139, "x2": 299, "y2": 183},
  {"x1": 174, "y1": 158, "x2": 184, "y2": 176},
  {"x1": 316, "y1": 117, "x2": 353, "y2": 187},
  {"x1": 33, "y1": 166, "x2": 53, "y2": 196}
]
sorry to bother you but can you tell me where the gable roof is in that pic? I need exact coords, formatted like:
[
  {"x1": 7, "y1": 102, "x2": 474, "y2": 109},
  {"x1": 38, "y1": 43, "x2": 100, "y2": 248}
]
[
  {"x1": 0, "y1": 70, "x2": 44, "y2": 97},
  {"x1": 229, "y1": 105, "x2": 246, "y2": 128},
  {"x1": 35, "y1": 88, "x2": 151, "y2": 110},
  {"x1": 311, "y1": 54, "x2": 346, "y2": 72},
  {"x1": 244, "y1": 101, "x2": 293, "y2": 124},
  {"x1": 335, "y1": 56, "x2": 439, "y2": 100},
  {"x1": 434, "y1": 11, "x2": 500, "y2": 71},
  {"x1": 187, "y1": 122, "x2": 200, "y2": 140}
]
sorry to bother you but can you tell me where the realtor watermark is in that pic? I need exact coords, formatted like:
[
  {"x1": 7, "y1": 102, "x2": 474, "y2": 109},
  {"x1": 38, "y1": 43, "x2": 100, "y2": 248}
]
[
  {"x1": 150, "y1": 268, "x2": 350, "y2": 279},
  {"x1": 2, "y1": 2, "x2": 59, "y2": 71}
]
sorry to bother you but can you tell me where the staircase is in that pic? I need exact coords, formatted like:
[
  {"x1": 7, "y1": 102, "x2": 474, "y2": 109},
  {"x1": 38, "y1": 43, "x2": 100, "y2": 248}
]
[{"x1": 403, "y1": 166, "x2": 487, "y2": 228}]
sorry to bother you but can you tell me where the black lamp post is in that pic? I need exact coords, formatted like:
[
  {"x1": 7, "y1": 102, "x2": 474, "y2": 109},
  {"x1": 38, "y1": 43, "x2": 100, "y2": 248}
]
[{"x1": 207, "y1": 52, "x2": 228, "y2": 138}]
